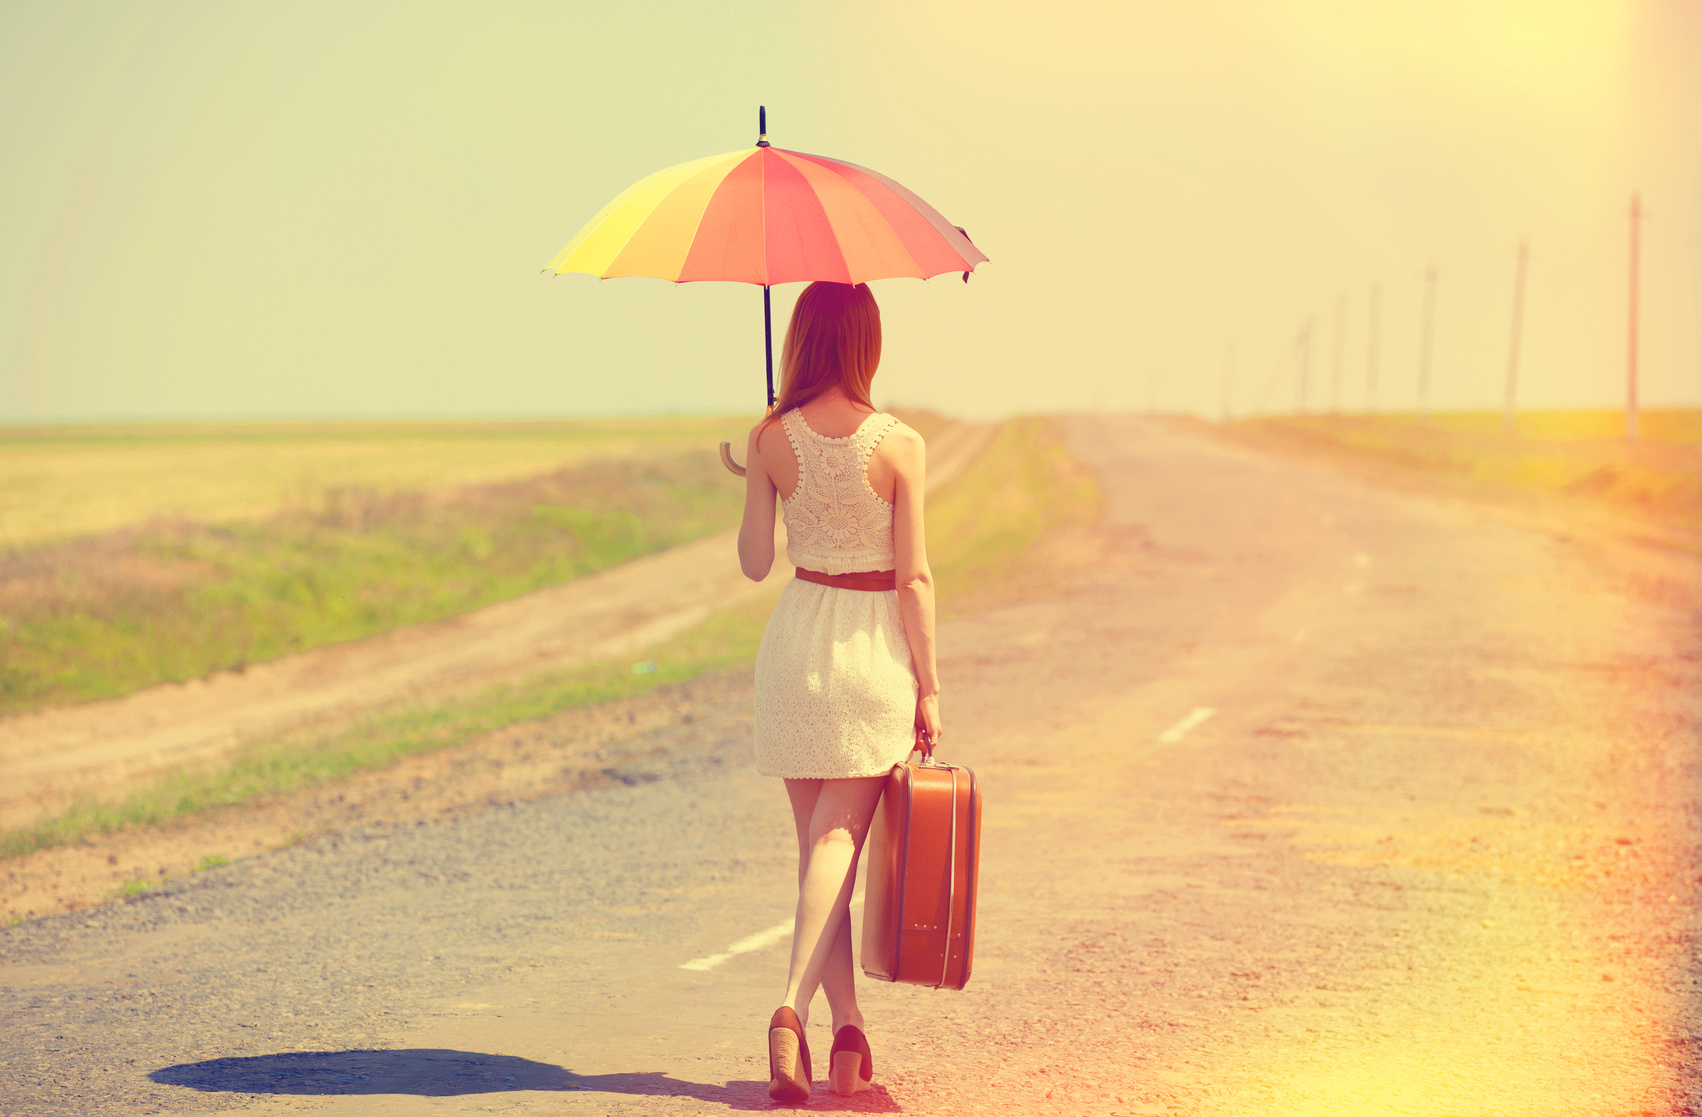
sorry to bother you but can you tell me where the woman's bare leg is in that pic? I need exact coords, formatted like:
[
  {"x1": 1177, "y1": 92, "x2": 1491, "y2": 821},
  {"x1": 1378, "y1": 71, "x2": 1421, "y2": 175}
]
[
  {"x1": 821, "y1": 920, "x2": 857, "y2": 1030},
  {"x1": 784, "y1": 781, "x2": 863, "y2": 1031},
  {"x1": 782, "y1": 776, "x2": 885, "y2": 1029}
]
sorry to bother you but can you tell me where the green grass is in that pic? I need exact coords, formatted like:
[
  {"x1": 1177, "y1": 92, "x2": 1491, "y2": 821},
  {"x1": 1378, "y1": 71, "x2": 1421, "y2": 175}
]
[
  {"x1": 0, "y1": 451, "x2": 744, "y2": 715},
  {"x1": 0, "y1": 416, "x2": 1100, "y2": 861}
]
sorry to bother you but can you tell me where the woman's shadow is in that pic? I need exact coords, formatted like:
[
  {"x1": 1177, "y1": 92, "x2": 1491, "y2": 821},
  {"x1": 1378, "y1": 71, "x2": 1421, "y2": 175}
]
[{"x1": 150, "y1": 1048, "x2": 900, "y2": 1112}]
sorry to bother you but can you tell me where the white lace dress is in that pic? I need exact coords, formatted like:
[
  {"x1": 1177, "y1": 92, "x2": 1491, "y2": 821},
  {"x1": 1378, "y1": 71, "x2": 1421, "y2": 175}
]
[{"x1": 753, "y1": 409, "x2": 919, "y2": 779}]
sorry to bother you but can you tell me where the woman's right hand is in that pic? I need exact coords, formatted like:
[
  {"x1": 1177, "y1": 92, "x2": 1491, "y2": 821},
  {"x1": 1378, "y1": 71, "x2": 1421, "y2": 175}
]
[{"x1": 914, "y1": 693, "x2": 942, "y2": 757}]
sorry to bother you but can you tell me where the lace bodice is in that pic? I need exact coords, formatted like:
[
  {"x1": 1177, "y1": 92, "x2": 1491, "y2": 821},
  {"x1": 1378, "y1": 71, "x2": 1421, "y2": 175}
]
[{"x1": 780, "y1": 408, "x2": 900, "y2": 576}]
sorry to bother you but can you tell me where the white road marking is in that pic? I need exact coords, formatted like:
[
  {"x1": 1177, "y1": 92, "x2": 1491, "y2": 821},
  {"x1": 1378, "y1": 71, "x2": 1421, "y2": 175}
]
[
  {"x1": 680, "y1": 920, "x2": 793, "y2": 972},
  {"x1": 679, "y1": 894, "x2": 865, "y2": 973},
  {"x1": 1157, "y1": 706, "x2": 1216, "y2": 744}
]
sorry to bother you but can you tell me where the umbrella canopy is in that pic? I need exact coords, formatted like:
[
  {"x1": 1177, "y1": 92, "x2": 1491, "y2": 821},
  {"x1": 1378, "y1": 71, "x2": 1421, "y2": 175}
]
[
  {"x1": 545, "y1": 145, "x2": 987, "y2": 286},
  {"x1": 546, "y1": 111, "x2": 984, "y2": 473}
]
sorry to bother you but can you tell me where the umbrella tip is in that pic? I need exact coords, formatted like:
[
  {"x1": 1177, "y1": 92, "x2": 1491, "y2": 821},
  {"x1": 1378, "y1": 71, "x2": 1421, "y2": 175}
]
[{"x1": 757, "y1": 105, "x2": 769, "y2": 147}]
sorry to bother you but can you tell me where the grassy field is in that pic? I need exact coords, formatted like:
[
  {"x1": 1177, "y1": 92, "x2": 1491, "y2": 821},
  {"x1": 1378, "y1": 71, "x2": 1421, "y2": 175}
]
[
  {"x1": 0, "y1": 416, "x2": 1102, "y2": 861},
  {"x1": 1219, "y1": 409, "x2": 1702, "y2": 534}
]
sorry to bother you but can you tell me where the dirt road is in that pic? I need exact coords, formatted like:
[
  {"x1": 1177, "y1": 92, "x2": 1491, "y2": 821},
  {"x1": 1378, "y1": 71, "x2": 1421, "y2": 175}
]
[{"x1": 3, "y1": 416, "x2": 1698, "y2": 1115}]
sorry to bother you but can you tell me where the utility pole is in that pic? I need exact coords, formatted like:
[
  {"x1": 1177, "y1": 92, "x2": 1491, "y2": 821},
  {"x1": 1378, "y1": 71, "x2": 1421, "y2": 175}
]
[
  {"x1": 1221, "y1": 341, "x2": 1235, "y2": 423},
  {"x1": 1627, "y1": 193, "x2": 1641, "y2": 442},
  {"x1": 1254, "y1": 347, "x2": 1288, "y2": 415},
  {"x1": 1296, "y1": 320, "x2": 1313, "y2": 414},
  {"x1": 1330, "y1": 296, "x2": 1345, "y2": 414},
  {"x1": 1418, "y1": 265, "x2": 1437, "y2": 421},
  {"x1": 1502, "y1": 240, "x2": 1529, "y2": 434},
  {"x1": 1367, "y1": 281, "x2": 1381, "y2": 413}
]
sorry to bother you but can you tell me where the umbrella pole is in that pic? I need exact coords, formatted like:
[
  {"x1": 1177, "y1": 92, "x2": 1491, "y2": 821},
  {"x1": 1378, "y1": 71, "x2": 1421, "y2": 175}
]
[
  {"x1": 764, "y1": 285, "x2": 775, "y2": 411},
  {"x1": 718, "y1": 284, "x2": 772, "y2": 477},
  {"x1": 760, "y1": 106, "x2": 774, "y2": 412}
]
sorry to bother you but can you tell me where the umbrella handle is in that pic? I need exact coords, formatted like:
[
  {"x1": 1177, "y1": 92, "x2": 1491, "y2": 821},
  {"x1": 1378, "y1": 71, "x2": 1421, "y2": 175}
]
[{"x1": 718, "y1": 441, "x2": 747, "y2": 477}]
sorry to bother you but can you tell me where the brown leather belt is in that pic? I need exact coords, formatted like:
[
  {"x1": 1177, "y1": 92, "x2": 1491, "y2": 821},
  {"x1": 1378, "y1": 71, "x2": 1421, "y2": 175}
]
[{"x1": 794, "y1": 568, "x2": 897, "y2": 592}]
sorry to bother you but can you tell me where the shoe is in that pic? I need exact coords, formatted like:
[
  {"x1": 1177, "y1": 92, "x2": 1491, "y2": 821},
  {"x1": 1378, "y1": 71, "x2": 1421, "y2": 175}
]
[
  {"x1": 829, "y1": 1024, "x2": 873, "y2": 1096},
  {"x1": 767, "y1": 1006, "x2": 812, "y2": 1104}
]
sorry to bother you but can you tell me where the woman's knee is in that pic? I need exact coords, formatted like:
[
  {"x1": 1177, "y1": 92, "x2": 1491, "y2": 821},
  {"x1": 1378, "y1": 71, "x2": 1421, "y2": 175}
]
[{"x1": 808, "y1": 825, "x2": 859, "y2": 858}]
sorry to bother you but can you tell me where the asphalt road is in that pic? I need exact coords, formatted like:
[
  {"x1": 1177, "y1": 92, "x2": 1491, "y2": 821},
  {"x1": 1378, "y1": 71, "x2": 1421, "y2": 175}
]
[{"x1": 4, "y1": 416, "x2": 1699, "y2": 1116}]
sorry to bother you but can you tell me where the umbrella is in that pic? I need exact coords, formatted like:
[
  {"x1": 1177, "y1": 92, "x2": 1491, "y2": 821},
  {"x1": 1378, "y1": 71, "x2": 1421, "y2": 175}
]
[{"x1": 545, "y1": 107, "x2": 987, "y2": 473}]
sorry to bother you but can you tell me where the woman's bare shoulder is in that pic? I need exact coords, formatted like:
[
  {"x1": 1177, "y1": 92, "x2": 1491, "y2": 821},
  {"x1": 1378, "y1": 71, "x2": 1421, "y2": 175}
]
[
  {"x1": 883, "y1": 419, "x2": 925, "y2": 450},
  {"x1": 750, "y1": 414, "x2": 791, "y2": 452},
  {"x1": 885, "y1": 418, "x2": 925, "y2": 459},
  {"x1": 879, "y1": 420, "x2": 926, "y2": 471}
]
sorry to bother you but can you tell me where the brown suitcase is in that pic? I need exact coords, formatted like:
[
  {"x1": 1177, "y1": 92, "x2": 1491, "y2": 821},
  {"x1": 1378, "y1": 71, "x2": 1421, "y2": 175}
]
[{"x1": 860, "y1": 755, "x2": 982, "y2": 989}]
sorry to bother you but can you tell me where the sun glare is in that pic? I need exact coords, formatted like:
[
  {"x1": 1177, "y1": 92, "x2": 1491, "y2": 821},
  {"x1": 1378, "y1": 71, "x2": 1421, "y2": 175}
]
[{"x1": 1297, "y1": 0, "x2": 1633, "y2": 101}]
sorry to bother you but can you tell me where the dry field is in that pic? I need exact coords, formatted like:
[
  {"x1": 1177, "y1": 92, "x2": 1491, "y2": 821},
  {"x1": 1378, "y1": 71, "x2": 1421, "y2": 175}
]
[
  {"x1": 0, "y1": 417, "x2": 749, "y2": 548},
  {"x1": 1213, "y1": 409, "x2": 1702, "y2": 544}
]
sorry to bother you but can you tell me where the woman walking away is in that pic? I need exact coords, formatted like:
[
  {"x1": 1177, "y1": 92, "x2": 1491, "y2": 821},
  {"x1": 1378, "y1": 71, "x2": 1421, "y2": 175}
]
[{"x1": 737, "y1": 281, "x2": 942, "y2": 1103}]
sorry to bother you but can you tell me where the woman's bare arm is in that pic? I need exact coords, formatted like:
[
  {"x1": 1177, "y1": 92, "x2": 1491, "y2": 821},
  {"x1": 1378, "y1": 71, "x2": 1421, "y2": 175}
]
[
  {"x1": 737, "y1": 422, "x2": 779, "y2": 582},
  {"x1": 889, "y1": 427, "x2": 942, "y2": 746}
]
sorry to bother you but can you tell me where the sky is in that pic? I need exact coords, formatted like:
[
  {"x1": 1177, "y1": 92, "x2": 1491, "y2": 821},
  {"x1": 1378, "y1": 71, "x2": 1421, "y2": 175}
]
[{"x1": 1, "y1": 0, "x2": 1697, "y2": 422}]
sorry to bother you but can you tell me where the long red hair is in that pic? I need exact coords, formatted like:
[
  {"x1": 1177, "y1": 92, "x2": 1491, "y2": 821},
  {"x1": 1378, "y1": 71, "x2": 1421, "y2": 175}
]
[{"x1": 765, "y1": 282, "x2": 882, "y2": 429}]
